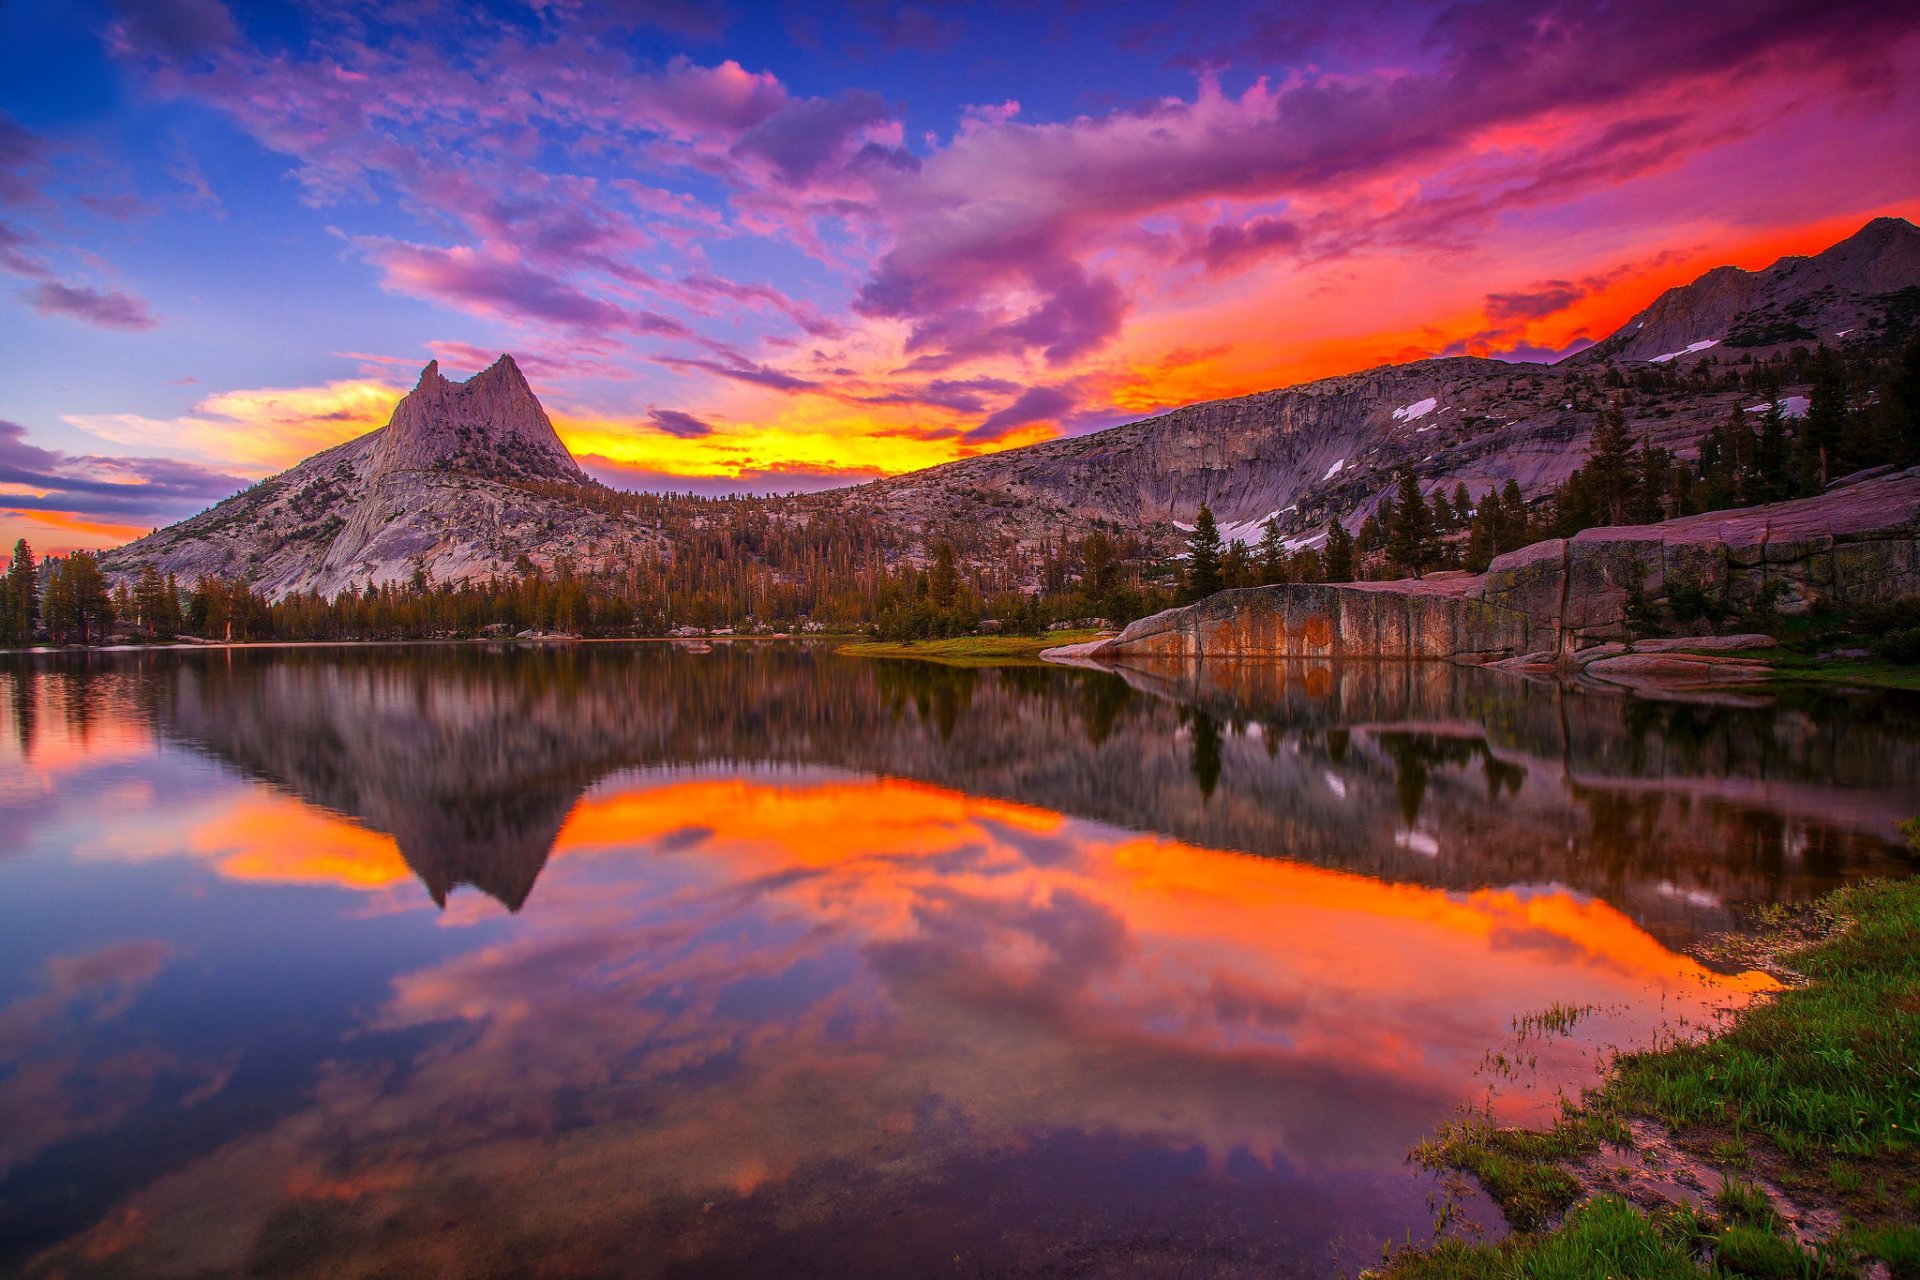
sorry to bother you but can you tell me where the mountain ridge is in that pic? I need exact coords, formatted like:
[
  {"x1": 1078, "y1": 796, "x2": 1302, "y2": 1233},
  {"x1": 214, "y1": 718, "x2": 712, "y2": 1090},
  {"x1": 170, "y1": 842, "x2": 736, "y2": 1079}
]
[{"x1": 102, "y1": 217, "x2": 1920, "y2": 599}]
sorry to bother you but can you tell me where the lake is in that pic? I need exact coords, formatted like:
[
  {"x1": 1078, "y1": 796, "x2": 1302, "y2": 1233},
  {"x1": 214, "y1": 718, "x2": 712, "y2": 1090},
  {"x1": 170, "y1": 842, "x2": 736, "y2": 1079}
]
[{"x1": 2, "y1": 644, "x2": 1914, "y2": 1278}]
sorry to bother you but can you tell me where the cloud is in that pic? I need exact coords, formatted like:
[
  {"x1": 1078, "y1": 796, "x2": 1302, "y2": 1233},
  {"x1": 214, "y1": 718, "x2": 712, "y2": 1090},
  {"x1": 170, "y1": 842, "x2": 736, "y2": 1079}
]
[
  {"x1": 1188, "y1": 215, "x2": 1303, "y2": 273},
  {"x1": 24, "y1": 281, "x2": 157, "y2": 331},
  {"x1": 66, "y1": 378, "x2": 403, "y2": 475},
  {"x1": 730, "y1": 89, "x2": 895, "y2": 186},
  {"x1": 647, "y1": 408, "x2": 715, "y2": 438},
  {"x1": 967, "y1": 385, "x2": 1076, "y2": 444},
  {"x1": 356, "y1": 239, "x2": 693, "y2": 339},
  {"x1": 577, "y1": 456, "x2": 877, "y2": 495},
  {"x1": 1484, "y1": 281, "x2": 1587, "y2": 323},
  {"x1": 0, "y1": 114, "x2": 49, "y2": 208},
  {"x1": 107, "y1": 0, "x2": 236, "y2": 58},
  {"x1": 0, "y1": 418, "x2": 248, "y2": 526},
  {"x1": 656, "y1": 353, "x2": 820, "y2": 392}
]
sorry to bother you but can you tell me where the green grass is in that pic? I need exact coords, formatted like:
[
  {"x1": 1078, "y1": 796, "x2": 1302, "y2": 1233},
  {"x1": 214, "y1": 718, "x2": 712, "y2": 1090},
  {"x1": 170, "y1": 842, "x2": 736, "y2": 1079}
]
[
  {"x1": 834, "y1": 629, "x2": 1105, "y2": 666},
  {"x1": 1377, "y1": 876, "x2": 1920, "y2": 1280},
  {"x1": 1753, "y1": 651, "x2": 1920, "y2": 692}
]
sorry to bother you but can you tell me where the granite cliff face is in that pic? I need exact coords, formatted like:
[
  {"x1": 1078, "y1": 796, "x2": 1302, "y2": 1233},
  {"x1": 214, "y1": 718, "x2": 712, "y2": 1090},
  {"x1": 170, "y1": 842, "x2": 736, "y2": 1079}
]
[
  {"x1": 1084, "y1": 468, "x2": 1920, "y2": 665},
  {"x1": 103, "y1": 355, "x2": 662, "y2": 600}
]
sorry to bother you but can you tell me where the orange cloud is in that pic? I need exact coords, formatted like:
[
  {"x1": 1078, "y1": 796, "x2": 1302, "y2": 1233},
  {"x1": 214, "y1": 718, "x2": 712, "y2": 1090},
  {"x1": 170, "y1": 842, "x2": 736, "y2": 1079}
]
[
  {"x1": 65, "y1": 379, "x2": 406, "y2": 477},
  {"x1": 0, "y1": 508, "x2": 152, "y2": 554}
]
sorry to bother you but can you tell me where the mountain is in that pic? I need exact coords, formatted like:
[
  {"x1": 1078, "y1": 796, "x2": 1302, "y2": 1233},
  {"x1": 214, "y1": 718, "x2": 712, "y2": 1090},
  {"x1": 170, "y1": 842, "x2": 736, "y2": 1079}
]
[
  {"x1": 824, "y1": 217, "x2": 1920, "y2": 550},
  {"x1": 103, "y1": 355, "x2": 663, "y2": 598},
  {"x1": 105, "y1": 219, "x2": 1920, "y2": 595},
  {"x1": 1580, "y1": 217, "x2": 1920, "y2": 363}
]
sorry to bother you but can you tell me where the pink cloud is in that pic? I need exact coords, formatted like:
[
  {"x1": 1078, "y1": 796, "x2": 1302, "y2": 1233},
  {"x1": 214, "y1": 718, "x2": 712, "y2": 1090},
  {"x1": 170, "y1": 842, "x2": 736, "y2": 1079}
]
[
  {"x1": 357, "y1": 239, "x2": 694, "y2": 339},
  {"x1": 24, "y1": 280, "x2": 157, "y2": 330}
]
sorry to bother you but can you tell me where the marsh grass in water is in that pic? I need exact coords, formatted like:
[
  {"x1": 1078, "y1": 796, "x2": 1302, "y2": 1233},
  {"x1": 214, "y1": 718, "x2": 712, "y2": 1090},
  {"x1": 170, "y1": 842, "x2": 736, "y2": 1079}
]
[
  {"x1": 836, "y1": 629, "x2": 1105, "y2": 665},
  {"x1": 1378, "y1": 876, "x2": 1920, "y2": 1279}
]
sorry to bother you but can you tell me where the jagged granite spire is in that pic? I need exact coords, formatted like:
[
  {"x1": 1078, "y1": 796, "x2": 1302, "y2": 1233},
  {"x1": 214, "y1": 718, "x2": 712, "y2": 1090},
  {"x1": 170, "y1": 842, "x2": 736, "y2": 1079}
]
[{"x1": 367, "y1": 353, "x2": 585, "y2": 483}]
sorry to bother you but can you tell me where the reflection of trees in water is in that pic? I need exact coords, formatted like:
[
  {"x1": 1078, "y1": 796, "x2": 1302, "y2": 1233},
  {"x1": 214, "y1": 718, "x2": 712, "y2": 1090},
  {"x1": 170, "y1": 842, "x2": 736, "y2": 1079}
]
[
  {"x1": 873, "y1": 661, "x2": 977, "y2": 742},
  {"x1": 1182, "y1": 708, "x2": 1223, "y2": 800},
  {"x1": 2, "y1": 665, "x2": 33, "y2": 757},
  {"x1": 1371, "y1": 732, "x2": 1526, "y2": 827},
  {"x1": 15, "y1": 645, "x2": 1914, "y2": 938}
]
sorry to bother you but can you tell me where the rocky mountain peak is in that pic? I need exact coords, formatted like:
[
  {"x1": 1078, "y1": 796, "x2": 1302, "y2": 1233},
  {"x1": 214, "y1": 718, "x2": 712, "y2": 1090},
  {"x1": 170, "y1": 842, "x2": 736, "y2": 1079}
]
[
  {"x1": 369, "y1": 353, "x2": 583, "y2": 484},
  {"x1": 1580, "y1": 215, "x2": 1920, "y2": 364}
]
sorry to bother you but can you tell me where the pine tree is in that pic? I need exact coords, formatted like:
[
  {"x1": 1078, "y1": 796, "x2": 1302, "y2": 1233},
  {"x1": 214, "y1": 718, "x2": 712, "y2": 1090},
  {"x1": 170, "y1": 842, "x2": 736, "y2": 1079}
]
[
  {"x1": 44, "y1": 552, "x2": 112, "y2": 644},
  {"x1": 1631, "y1": 438, "x2": 1667, "y2": 523},
  {"x1": 1585, "y1": 405, "x2": 1638, "y2": 525},
  {"x1": 1221, "y1": 539, "x2": 1252, "y2": 590},
  {"x1": 1385, "y1": 466, "x2": 1436, "y2": 577},
  {"x1": 4, "y1": 539, "x2": 35, "y2": 644},
  {"x1": 1182, "y1": 504, "x2": 1224, "y2": 602},
  {"x1": 928, "y1": 539, "x2": 960, "y2": 610},
  {"x1": 1465, "y1": 504, "x2": 1497, "y2": 572},
  {"x1": 1498, "y1": 480, "x2": 1527, "y2": 549},
  {"x1": 1798, "y1": 347, "x2": 1845, "y2": 487},
  {"x1": 1256, "y1": 518, "x2": 1286, "y2": 585},
  {"x1": 1756, "y1": 400, "x2": 1791, "y2": 500},
  {"x1": 1323, "y1": 519, "x2": 1354, "y2": 583}
]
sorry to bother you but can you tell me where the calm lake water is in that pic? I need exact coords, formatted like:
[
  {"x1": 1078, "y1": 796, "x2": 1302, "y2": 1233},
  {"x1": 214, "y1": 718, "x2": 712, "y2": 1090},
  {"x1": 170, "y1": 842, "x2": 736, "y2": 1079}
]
[{"x1": 2, "y1": 644, "x2": 1915, "y2": 1278}]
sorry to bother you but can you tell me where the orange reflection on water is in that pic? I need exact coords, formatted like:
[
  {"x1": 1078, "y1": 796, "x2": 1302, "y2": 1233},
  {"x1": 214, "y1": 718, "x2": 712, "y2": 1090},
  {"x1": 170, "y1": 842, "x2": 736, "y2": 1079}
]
[
  {"x1": 540, "y1": 771, "x2": 1774, "y2": 1127},
  {"x1": 38, "y1": 768, "x2": 1785, "y2": 1275},
  {"x1": 189, "y1": 796, "x2": 412, "y2": 890}
]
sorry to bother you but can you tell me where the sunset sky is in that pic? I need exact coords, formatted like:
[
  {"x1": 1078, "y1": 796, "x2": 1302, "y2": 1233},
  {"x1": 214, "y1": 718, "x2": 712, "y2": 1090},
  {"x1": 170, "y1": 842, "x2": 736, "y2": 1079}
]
[{"x1": 3, "y1": 0, "x2": 1918, "y2": 550}]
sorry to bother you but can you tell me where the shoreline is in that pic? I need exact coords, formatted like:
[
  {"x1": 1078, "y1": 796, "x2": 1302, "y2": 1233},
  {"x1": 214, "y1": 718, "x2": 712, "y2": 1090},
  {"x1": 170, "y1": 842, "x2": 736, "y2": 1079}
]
[{"x1": 1370, "y1": 874, "x2": 1920, "y2": 1278}]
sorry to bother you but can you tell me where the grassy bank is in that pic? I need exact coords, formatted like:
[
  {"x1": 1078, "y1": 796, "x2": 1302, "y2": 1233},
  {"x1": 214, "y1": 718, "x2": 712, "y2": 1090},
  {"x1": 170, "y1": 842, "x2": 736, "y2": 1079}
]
[
  {"x1": 1376, "y1": 872, "x2": 1920, "y2": 1279},
  {"x1": 835, "y1": 630, "x2": 1105, "y2": 666},
  {"x1": 1754, "y1": 650, "x2": 1920, "y2": 693}
]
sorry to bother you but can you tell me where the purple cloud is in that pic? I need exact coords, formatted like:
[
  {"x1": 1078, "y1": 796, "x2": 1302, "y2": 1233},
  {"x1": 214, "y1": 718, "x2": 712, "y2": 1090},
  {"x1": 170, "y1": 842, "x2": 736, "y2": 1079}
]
[
  {"x1": 1484, "y1": 280, "x2": 1587, "y2": 323},
  {"x1": 25, "y1": 281, "x2": 158, "y2": 330},
  {"x1": 647, "y1": 408, "x2": 716, "y2": 438},
  {"x1": 107, "y1": 0, "x2": 236, "y2": 57},
  {"x1": 1188, "y1": 215, "x2": 1303, "y2": 274},
  {"x1": 0, "y1": 419, "x2": 247, "y2": 522},
  {"x1": 730, "y1": 89, "x2": 895, "y2": 186},
  {"x1": 967, "y1": 385, "x2": 1077, "y2": 444},
  {"x1": 358, "y1": 239, "x2": 693, "y2": 339},
  {"x1": 656, "y1": 353, "x2": 819, "y2": 391}
]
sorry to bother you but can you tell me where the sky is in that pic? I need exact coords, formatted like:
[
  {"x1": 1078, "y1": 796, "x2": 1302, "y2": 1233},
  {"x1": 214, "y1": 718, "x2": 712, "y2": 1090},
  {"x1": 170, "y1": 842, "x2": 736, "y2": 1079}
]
[{"x1": 2, "y1": 0, "x2": 1918, "y2": 552}]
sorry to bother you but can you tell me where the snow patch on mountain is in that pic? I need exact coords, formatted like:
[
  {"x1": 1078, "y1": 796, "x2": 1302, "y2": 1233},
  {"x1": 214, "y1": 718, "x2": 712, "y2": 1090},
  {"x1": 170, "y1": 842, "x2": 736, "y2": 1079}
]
[
  {"x1": 1647, "y1": 338, "x2": 1721, "y2": 364},
  {"x1": 1391, "y1": 397, "x2": 1438, "y2": 422},
  {"x1": 1744, "y1": 395, "x2": 1811, "y2": 419}
]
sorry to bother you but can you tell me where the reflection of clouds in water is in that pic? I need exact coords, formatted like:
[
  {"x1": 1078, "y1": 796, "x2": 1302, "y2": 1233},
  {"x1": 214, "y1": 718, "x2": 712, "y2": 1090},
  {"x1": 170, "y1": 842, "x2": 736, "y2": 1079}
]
[
  {"x1": 0, "y1": 940, "x2": 178, "y2": 1177},
  {"x1": 39, "y1": 769, "x2": 1777, "y2": 1275}
]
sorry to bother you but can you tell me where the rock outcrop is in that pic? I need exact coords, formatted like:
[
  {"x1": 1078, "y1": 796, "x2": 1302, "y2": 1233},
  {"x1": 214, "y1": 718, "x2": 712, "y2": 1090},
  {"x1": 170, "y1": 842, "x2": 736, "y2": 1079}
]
[
  {"x1": 1073, "y1": 580, "x2": 1532, "y2": 662},
  {"x1": 103, "y1": 355, "x2": 664, "y2": 600},
  {"x1": 1080, "y1": 469, "x2": 1920, "y2": 665}
]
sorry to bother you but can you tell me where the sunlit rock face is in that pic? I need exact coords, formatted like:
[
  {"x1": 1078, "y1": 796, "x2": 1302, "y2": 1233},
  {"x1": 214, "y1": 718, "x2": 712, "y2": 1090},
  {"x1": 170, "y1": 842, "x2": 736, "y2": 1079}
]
[
  {"x1": 1092, "y1": 468, "x2": 1920, "y2": 661},
  {"x1": 1093, "y1": 581, "x2": 1533, "y2": 661},
  {"x1": 101, "y1": 356, "x2": 663, "y2": 600}
]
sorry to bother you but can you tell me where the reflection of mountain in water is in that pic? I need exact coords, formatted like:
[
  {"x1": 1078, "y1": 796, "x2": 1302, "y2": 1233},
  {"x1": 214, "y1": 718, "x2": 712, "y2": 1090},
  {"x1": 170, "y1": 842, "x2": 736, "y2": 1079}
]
[{"x1": 136, "y1": 644, "x2": 1918, "y2": 936}]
